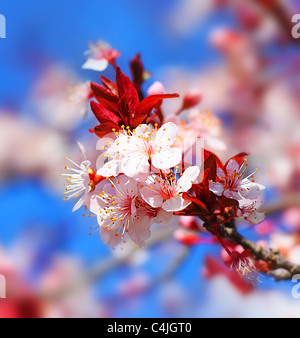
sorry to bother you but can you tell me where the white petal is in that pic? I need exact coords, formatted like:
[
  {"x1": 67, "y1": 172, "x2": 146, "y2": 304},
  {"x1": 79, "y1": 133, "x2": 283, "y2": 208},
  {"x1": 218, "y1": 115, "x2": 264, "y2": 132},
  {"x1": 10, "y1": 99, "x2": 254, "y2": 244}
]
[
  {"x1": 99, "y1": 225, "x2": 122, "y2": 248},
  {"x1": 96, "y1": 137, "x2": 115, "y2": 151},
  {"x1": 209, "y1": 181, "x2": 224, "y2": 196},
  {"x1": 152, "y1": 208, "x2": 173, "y2": 225},
  {"x1": 121, "y1": 153, "x2": 149, "y2": 177},
  {"x1": 129, "y1": 217, "x2": 152, "y2": 247},
  {"x1": 248, "y1": 211, "x2": 265, "y2": 224},
  {"x1": 177, "y1": 166, "x2": 200, "y2": 192},
  {"x1": 155, "y1": 122, "x2": 178, "y2": 147},
  {"x1": 162, "y1": 195, "x2": 191, "y2": 212},
  {"x1": 77, "y1": 142, "x2": 87, "y2": 160},
  {"x1": 140, "y1": 187, "x2": 164, "y2": 208},
  {"x1": 97, "y1": 158, "x2": 120, "y2": 177},
  {"x1": 226, "y1": 159, "x2": 240, "y2": 174},
  {"x1": 240, "y1": 180, "x2": 265, "y2": 200},
  {"x1": 223, "y1": 189, "x2": 241, "y2": 200},
  {"x1": 87, "y1": 194, "x2": 106, "y2": 215},
  {"x1": 217, "y1": 167, "x2": 226, "y2": 181},
  {"x1": 151, "y1": 147, "x2": 182, "y2": 170},
  {"x1": 134, "y1": 124, "x2": 150, "y2": 136},
  {"x1": 72, "y1": 196, "x2": 85, "y2": 212},
  {"x1": 82, "y1": 58, "x2": 109, "y2": 71}
]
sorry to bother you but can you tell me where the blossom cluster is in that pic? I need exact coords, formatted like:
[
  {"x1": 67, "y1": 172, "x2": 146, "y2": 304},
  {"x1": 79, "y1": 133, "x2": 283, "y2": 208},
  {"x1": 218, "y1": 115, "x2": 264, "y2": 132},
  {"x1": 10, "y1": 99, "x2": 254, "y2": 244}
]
[{"x1": 63, "y1": 40, "x2": 266, "y2": 279}]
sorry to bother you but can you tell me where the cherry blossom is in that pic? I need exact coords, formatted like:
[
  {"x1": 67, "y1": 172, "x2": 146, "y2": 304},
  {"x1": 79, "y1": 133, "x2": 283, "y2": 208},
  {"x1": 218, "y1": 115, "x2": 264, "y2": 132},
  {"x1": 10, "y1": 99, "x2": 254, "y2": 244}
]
[
  {"x1": 82, "y1": 40, "x2": 121, "y2": 71},
  {"x1": 140, "y1": 166, "x2": 200, "y2": 212},
  {"x1": 97, "y1": 122, "x2": 182, "y2": 178},
  {"x1": 92, "y1": 175, "x2": 171, "y2": 248},
  {"x1": 229, "y1": 249, "x2": 260, "y2": 283},
  {"x1": 209, "y1": 159, "x2": 265, "y2": 200},
  {"x1": 188, "y1": 109, "x2": 226, "y2": 151},
  {"x1": 62, "y1": 143, "x2": 104, "y2": 211},
  {"x1": 237, "y1": 199, "x2": 265, "y2": 224}
]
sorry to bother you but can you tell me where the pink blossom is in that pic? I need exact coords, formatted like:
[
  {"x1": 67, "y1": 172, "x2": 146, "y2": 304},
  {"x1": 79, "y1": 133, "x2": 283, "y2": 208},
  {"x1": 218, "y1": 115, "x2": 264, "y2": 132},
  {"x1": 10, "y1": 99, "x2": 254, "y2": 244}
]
[
  {"x1": 97, "y1": 122, "x2": 182, "y2": 178},
  {"x1": 237, "y1": 199, "x2": 265, "y2": 224},
  {"x1": 209, "y1": 159, "x2": 265, "y2": 200},
  {"x1": 140, "y1": 166, "x2": 200, "y2": 212},
  {"x1": 82, "y1": 40, "x2": 121, "y2": 71},
  {"x1": 62, "y1": 143, "x2": 104, "y2": 211},
  {"x1": 93, "y1": 175, "x2": 171, "y2": 248}
]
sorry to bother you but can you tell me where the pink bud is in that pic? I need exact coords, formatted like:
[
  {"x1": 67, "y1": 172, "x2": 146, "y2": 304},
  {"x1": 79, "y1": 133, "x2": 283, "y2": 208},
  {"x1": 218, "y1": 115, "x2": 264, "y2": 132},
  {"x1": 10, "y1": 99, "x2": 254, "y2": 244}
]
[
  {"x1": 147, "y1": 81, "x2": 165, "y2": 96},
  {"x1": 179, "y1": 216, "x2": 199, "y2": 230},
  {"x1": 174, "y1": 229, "x2": 201, "y2": 246}
]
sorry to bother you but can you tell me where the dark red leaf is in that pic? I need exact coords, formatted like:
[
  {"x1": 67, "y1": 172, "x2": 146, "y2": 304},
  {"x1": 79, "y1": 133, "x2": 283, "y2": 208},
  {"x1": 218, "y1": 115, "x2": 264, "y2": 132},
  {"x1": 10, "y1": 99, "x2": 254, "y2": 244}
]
[
  {"x1": 130, "y1": 53, "x2": 144, "y2": 86},
  {"x1": 93, "y1": 123, "x2": 121, "y2": 138},
  {"x1": 116, "y1": 67, "x2": 140, "y2": 115},
  {"x1": 182, "y1": 193, "x2": 209, "y2": 214},
  {"x1": 203, "y1": 154, "x2": 217, "y2": 181},
  {"x1": 90, "y1": 82, "x2": 119, "y2": 113},
  {"x1": 100, "y1": 76, "x2": 119, "y2": 96},
  {"x1": 90, "y1": 100, "x2": 121, "y2": 125},
  {"x1": 137, "y1": 93, "x2": 179, "y2": 116}
]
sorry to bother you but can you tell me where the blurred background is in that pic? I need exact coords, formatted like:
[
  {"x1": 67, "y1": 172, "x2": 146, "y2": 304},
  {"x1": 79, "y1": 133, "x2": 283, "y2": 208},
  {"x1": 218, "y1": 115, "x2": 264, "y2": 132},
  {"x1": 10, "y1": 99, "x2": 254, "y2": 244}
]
[{"x1": 0, "y1": 0, "x2": 300, "y2": 318}]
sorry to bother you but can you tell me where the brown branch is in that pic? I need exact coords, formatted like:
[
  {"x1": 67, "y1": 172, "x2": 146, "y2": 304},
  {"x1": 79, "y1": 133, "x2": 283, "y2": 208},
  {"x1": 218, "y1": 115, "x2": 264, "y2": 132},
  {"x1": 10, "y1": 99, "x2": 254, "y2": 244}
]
[{"x1": 204, "y1": 219, "x2": 300, "y2": 281}]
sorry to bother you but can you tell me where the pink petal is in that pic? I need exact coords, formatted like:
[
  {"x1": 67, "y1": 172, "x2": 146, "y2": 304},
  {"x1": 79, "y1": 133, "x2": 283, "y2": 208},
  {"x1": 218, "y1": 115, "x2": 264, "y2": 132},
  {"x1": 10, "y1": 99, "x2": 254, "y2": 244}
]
[
  {"x1": 155, "y1": 122, "x2": 178, "y2": 147},
  {"x1": 226, "y1": 159, "x2": 240, "y2": 175},
  {"x1": 82, "y1": 58, "x2": 109, "y2": 71},
  {"x1": 151, "y1": 147, "x2": 181, "y2": 170},
  {"x1": 162, "y1": 195, "x2": 191, "y2": 212},
  {"x1": 209, "y1": 181, "x2": 224, "y2": 196},
  {"x1": 177, "y1": 166, "x2": 200, "y2": 192},
  {"x1": 223, "y1": 189, "x2": 241, "y2": 200},
  {"x1": 129, "y1": 217, "x2": 152, "y2": 247},
  {"x1": 140, "y1": 187, "x2": 164, "y2": 208}
]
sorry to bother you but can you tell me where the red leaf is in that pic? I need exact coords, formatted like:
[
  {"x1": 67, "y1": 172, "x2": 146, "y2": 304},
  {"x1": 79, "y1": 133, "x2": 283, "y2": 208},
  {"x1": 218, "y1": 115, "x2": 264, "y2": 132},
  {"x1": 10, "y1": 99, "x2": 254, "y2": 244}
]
[
  {"x1": 100, "y1": 76, "x2": 119, "y2": 96},
  {"x1": 90, "y1": 100, "x2": 121, "y2": 125},
  {"x1": 116, "y1": 67, "x2": 140, "y2": 115},
  {"x1": 130, "y1": 53, "x2": 144, "y2": 86},
  {"x1": 182, "y1": 192, "x2": 209, "y2": 214},
  {"x1": 137, "y1": 93, "x2": 179, "y2": 117},
  {"x1": 130, "y1": 114, "x2": 148, "y2": 127},
  {"x1": 91, "y1": 82, "x2": 119, "y2": 113},
  {"x1": 93, "y1": 123, "x2": 121, "y2": 138},
  {"x1": 203, "y1": 154, "x2": 217, "y2": 181}
]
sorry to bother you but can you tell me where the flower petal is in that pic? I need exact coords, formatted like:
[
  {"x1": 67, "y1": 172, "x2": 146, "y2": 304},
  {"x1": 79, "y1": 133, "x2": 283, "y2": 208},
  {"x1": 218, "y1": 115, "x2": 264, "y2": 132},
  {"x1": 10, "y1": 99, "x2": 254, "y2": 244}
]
[
  {"x1": 151, "y1": 147, "x2": 182, "y2": 170},
  {"x1": 209, "y1": 181, "x2": 224, "y2": 196},
  {"x1": 155, "y1": 122, "x2": 178, "y2": 147},
  {"x1": 99, "y1": 225, "x2": 122, "y2": 248},
  {"x1": 97, "y1": 158, "x2": 120, "y2": 177},
  {"x1": 240, "y1": 180, "x2": 265, "y2": 200},
  {"x1": 226, "y1": 159, "x2": 239, "y2": 175},
  {"x1": 82, "y1": 58, "x2": 109, "y2": 71},
  {"x1": 223, "y1": 189, "x2": 241, "y2": 200},
  {"x1": 153, "y1": 208, "x2": 173, "y2": 225},
  {"x1": 140, "y1": 187, "x2": 164, "y2": 208},
  {"x1": 177, "y1": 166, "x2": 200, "y2": 192},
  {"x1": 121, "y1": 153, "x2": 149, "y2": 177},
  {"x1": 162, "y1": 195, "x2": 191, "y2": 212},
  {"x1": 129, "y1": 217, "x2": 152, "y2": 247}
]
